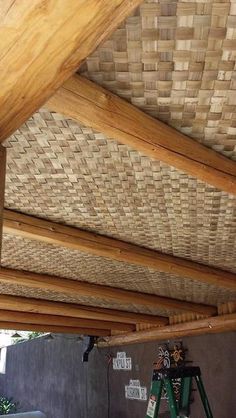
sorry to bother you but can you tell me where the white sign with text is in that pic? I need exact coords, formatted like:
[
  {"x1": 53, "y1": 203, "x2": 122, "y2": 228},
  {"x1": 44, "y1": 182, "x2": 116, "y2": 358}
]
[{"x1": 113, "y1": 352, "x2": 132, "y2": 370}]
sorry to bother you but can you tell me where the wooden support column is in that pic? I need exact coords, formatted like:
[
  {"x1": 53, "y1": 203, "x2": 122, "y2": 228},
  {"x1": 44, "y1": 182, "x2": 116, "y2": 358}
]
[{"x1": 0, "y1": 146, "x2": 6, "y2": 260}]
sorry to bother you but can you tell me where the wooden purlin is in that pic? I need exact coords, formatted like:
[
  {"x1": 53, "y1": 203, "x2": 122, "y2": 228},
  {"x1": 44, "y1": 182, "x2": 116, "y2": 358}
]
[
  {"x1": 47, "y1": 75, "x2": 236, "y2": 195},
  {"x1": 98, "y1": 313, "x2": 236, "y2": 347},
  {"x1": 0, "y1": 0, "x2": 143, "y2": 142},
  {"x1": 0, "y1": 321, "x2": 110, "y2": 337},
  {"x1": 3, "y1": 210, "x2": 236, "y2": 296},
  {"x1": 0, "y1": 294, "x2": 168, "y2": 325},
  {"x1": 0, "y1": 309, "x2": 135, "y2": 332},
  {"x1": 0, "y1": 266, "x2": 216, "y2": 317}
]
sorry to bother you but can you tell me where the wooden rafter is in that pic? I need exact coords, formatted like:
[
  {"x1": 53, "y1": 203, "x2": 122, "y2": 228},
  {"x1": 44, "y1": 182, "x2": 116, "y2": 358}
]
[
  {"x1": 0, "y1": 0, "x2": 142, "y2": 142},
  {"x1": 47, "y1": 75, "x2": 236, "y2": 195},
  {"x1": 3, "y1": 209, "x2": 236, "y2": 293},
  {"x1": 0, "y1": 321, "x2": 109, "y2": 336},
  {"x1": 0, "y1": 294, "x2": 168, "y2": 325},
  {"x1": 0, "y1": 309, "x2": 134, "y2": 332},
  {"x1": 98, "y1": 312, "x2": 236, "y2": 347},
  {"x1": 0, "y1": 267, "x2": 216, "y2": 316}
]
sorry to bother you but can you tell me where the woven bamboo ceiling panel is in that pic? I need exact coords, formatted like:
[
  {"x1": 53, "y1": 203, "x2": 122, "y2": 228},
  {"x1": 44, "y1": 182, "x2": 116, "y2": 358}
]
[
  {"x1": 0, "y1": 272, "x2": 166, "y2": 317},
  {"x1": 2, "y1": 233, "x2": 236, "y2": 309},
  {"x1": 4, "y1": 110, "x2": 236, "y2": 275},
  {"x1": 80, "y1": 0, "x2": 236, "y2": 160}
]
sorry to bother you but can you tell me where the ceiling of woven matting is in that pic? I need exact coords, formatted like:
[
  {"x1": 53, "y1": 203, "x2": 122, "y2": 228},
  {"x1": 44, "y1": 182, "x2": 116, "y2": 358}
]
[
  {"x1": 2, "y1": 0, "x2": 236, "y2": 314},
  {"x1": 80, "y1": 0, "x2": 236, "y2": 159}
]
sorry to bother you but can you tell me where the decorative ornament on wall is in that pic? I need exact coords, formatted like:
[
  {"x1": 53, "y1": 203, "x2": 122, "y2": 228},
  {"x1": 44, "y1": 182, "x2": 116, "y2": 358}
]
[{"x1": 154, "y1": 342, "x2": 188, "y2": 401}]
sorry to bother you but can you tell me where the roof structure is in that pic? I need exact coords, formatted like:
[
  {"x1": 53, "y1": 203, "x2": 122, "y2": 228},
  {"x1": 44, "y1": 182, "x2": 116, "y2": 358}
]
[{"x1": 0, "y1": 0, "x2": 236, "y2": 345}]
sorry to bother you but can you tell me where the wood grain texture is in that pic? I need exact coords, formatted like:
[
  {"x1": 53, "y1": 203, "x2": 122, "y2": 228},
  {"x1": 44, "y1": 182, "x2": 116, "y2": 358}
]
[
  {"x1": 3, "y1": 209, "x2": 236, "y2": 297},
  {"x1": 0, "y1": 294, "x2": 167, "y2": 325},
  {"x1": 0, "y1": 267, "x2": 215, "y2": 316},
  {"x1": 0, "y1": 0, "x2": 142, "y2": 142},
  {"x1": 98, "y1": 312, "x2": 236, "y2": 346},
  {"x1": 0, "y1": 309, "x2": 134, "y2": 331},
  {"x1": 0, "y1": 146, "x2": 6, "y2": 260},
  {"x1": 47, "y1": 75, "x2": 236, "y2": 195},
  {"x1": 0, "y1": 321, "x2": 109, "y2": 336}
]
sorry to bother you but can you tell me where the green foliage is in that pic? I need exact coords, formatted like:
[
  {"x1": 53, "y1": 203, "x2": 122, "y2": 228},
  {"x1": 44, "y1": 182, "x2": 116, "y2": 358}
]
[
  {"x1": 13, "y1": 331, "x2": 46, "y2": 344},
  {"x1": 27, "y1": 331, "x2": 45, "y2": 340},
  {"x1": 0, "y1": 396, "x2": 17, "y2": 414}
]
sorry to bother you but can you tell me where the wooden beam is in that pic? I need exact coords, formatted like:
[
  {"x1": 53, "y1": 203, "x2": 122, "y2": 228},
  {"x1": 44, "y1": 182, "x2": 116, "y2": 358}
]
[
  {"x1": 4, "y1": 209, "x2": 236, "y2": 294},
  {"x1": 47, "y1": 75, "x2": 236, "y2": 195},
  {"x1": 98, "y1": 312, "x2": 236, "y2": 347},
  {"x1": 0, "y1": 267, "x2": 215, "y2": 316},
  {"x1": 0, "y1": 146, "x2": 6, "y2": 260},
  {"x1": 0, "y1": 294, "x2": 167, "y2": 325},
  {"x1": 0, "y1": 321, "x2": 109, "y2": 336},
  {"x1": 0, "y1": 309, "x2": 135, "y2": 332},
  {"x1": 0, "y1": 0, "x2": 142, "y2": 142}
]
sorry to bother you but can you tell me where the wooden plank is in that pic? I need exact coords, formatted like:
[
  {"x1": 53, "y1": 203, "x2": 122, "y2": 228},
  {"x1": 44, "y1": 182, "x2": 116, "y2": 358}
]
[
  {"x1": 3, "y1": 209, "x2": 236, "y2": 295},
  {"x1": 0, "y1": 309, "x2": 135, "y2": 332},
  {"x1": 0, "y1": 321, "x2": 109, "y2": 336},
  {"x1": 0, "y1": 146, "x2": 6, "y2": 260},
  {"x1": 0, "y1": 294, "x2": 167, "y2": 325},
  {"x1": 0, "y1": 0, "x2": 142, "y2": 142},
  {"x1": 0, "y1": 267, "x2": 216, "y2": 316},
  {"x1": 47, "y1": 75, "x2": 236, "y2": 195},
  {"x1": 98, "y1": 313, "x2": 236, "y2": 347}
]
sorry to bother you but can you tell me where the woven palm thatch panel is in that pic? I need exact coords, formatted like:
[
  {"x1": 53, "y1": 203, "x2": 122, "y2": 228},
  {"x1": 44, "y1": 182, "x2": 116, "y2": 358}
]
[
  {"x1": 80, "y1": 0, "x2": 236, "y2": 160},
  {"x1": 4, "y1": 111, "x2": 236, "y2": 274},
  {"x1": 0, "y1": 279, "x2": 166, "y2": 317},
  {"x1": 2, "y1": 234, "x2": 236, "y2": 308}
]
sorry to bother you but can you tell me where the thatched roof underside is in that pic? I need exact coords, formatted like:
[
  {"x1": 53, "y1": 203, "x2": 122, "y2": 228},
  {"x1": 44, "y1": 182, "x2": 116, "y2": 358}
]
[
  {"x1": 80, "y1": 0, "x2": 236, "y2": 160},
  {"x1": 2, "y1": 0, "x2": 236, "y2": 317}
]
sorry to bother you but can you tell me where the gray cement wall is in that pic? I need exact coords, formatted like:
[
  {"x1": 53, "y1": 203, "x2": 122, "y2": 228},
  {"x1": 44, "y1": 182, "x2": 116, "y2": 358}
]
[
  {"x1": 0, "y1": 331, "x2": 235, "y2": 418},
  {"x1": 0, "y1": 336, "x2": 108, "y2": 418},
  {"x1": 105, "y1": 332, "x2": 236, "y2": 418}
]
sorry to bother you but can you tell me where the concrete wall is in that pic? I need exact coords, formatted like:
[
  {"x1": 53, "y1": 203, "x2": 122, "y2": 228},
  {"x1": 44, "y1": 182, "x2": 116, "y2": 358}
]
[
  {"x1": 0, "y1": 336, "x2": 108, "y2": 418},
  {"x1": 106, "y1": 332, "x2": 236, "y2": 418},
  {"x1": 0, "y1": 332, "x2": 235, "y2": 418}
]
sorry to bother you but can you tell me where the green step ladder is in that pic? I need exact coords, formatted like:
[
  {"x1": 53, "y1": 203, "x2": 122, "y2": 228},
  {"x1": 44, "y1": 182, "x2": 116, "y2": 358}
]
[{"x1": 145, "y1": 366, "x2": 213, "y2": 418}]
